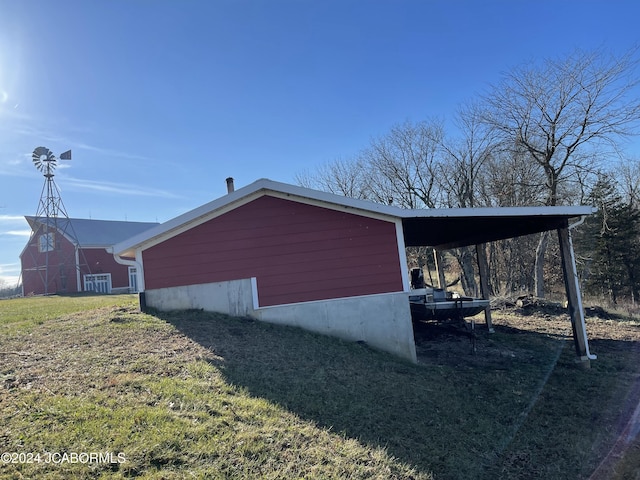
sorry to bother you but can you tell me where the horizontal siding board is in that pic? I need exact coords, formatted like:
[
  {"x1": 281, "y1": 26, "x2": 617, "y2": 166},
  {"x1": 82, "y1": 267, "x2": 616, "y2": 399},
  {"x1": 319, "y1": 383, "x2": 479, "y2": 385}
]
[
  {"x1": 145, "y1": 259, "x2": 402, "y2": 291},
  {"x1": 259, "y1": 272, "x2": 401, "y2": 302},
  {"x1": 144, "y1": 195, "x2": 403, "y2": 305},
  {"x1": 144, "y1": 239, "x2": 395, "y2": 273},
  {"x1": 145, "y1": 222, "x2": 390, "y2": 257},
  {"x1": 147, "y1": 249, "x2": 395, "y2": 286},
  {"x1": 145, "y1": 257, "x2": 399, "y2": 290},
  {"x1": 145, "y1": 245, "x2": 398, "y2": 284}
]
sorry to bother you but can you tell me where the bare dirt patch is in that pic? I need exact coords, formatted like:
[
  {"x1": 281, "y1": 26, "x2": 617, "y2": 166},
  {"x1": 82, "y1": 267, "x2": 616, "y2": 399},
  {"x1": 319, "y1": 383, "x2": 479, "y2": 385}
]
[{"x1": 413, "y1": 301, "x2": 640, "y2": 369}]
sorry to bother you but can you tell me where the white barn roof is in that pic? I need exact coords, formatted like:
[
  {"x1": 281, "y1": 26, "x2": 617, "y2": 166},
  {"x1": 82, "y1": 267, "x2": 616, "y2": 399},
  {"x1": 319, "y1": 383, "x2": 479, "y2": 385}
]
[{"x1": 25, "y1": 216, "x2": 160, "y2": 248}]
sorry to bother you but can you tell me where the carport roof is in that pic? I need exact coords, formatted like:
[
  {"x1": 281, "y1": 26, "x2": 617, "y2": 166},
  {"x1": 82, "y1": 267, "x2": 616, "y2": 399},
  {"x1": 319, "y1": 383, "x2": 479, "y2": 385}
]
[
  {"x1": 112, "y1": 178, "x2": 595, "y2": 256},
  {"x1": 401, "y1": 205, "x2": 594, "y2": 249}
]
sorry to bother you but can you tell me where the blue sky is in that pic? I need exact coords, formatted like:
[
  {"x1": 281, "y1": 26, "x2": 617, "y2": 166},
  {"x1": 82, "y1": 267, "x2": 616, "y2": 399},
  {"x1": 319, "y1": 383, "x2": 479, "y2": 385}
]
[{"x1": 1, "y1": 0, "x2": 639, "y2": 287}]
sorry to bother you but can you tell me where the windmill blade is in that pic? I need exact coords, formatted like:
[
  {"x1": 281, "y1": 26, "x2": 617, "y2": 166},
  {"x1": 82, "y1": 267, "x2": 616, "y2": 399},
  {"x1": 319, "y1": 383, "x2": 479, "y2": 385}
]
[{"x1": 32, "y1": 146, "x2": 56, "y2": 173}]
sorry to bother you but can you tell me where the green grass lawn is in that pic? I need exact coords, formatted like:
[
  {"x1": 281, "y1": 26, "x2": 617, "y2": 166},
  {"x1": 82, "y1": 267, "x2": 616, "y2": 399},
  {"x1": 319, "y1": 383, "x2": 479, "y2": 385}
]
[{"x1": 1, "y1": 294, "x2": 639, "y2": 479}]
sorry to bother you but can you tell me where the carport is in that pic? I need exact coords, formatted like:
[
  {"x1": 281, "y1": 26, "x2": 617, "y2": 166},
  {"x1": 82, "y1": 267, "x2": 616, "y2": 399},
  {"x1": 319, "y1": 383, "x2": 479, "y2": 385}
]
[
  {"x1": 113, "y1": 178, "x2": 597, "y2": 365},
  {"x1": 399, "y1": 205, "x2": 597, "y2": 365}
]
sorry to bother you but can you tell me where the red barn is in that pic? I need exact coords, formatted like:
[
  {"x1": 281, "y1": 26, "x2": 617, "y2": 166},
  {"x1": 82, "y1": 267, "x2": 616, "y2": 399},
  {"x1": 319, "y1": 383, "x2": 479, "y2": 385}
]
[
  {"x1": 20, "y1": 217, "x2": 158, "y2": 295},
  {"x1": 113, "y1": 179, "x2": 596, "y2": 363}
]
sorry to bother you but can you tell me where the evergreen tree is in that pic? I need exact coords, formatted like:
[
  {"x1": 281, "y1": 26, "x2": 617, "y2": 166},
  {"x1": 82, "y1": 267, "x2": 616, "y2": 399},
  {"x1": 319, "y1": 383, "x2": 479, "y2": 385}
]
[{"x1": 576, "y1": 176, "x2": 640, "y2": 304}]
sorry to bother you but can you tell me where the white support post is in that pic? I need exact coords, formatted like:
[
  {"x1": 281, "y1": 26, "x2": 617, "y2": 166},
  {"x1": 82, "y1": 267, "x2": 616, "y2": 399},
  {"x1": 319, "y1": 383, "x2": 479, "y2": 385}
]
[{"x1": 557, "y1": 224, "x2": 596, "y2": 366}]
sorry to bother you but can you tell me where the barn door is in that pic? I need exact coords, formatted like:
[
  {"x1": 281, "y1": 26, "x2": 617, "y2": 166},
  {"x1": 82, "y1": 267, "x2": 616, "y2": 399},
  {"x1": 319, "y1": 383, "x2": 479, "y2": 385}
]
[{"x1": 128, "y1": 267, "x2": 138, "y2": 293}]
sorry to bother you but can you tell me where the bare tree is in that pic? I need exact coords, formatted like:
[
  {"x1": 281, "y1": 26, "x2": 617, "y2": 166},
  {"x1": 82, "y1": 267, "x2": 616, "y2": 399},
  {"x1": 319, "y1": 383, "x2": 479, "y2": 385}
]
[
  {"x1": 480, "y1": 47, "x2": 640, "y2": 297},
  {"x1": 440, "y1": 102, "x2": 497, "y2": 209},
  {"x1": 360, "y1": 120, "x2": 456, "y2": 290},
  {"x1": 437, "y1": 103, "x2": 500, "y2": 295},
  {"x1": 295, "y1": 157, "x2": 370, "y2": 200},
  {"x1": 478, "y1": 147, "x2": 544, "y2": 295},
  {"x1": 481, "y1": 145, "x2": 546, "y2": 207},
  {"x1": 363, "y1": 120, "x2": 445, "y2": 209},
  {"x1": 616, "y1": 156, "x2": 640, "y2": 209}
]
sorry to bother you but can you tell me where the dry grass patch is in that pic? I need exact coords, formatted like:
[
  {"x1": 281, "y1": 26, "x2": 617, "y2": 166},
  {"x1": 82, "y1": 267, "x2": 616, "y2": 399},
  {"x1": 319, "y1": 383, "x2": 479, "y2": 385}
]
[
  {"x1": 0, "y1": 296, "x2": 428, "y2": 479},
  {"x1": 1, "y1": 295, "x2": 639, "y2": 479}
]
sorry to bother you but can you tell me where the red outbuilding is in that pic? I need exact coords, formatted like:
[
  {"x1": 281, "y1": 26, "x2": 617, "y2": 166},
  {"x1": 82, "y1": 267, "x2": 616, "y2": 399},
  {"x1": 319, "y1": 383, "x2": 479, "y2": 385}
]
[
  {"x1": 113, "y1": 178, "x2": 596, "y2": 363},
  {"x1": 20, "y1": 216, "x2": 158, "y2": 296}
]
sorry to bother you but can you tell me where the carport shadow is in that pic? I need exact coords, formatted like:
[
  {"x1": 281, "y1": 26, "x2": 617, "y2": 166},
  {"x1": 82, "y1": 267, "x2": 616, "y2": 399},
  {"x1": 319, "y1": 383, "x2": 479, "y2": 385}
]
[
  {"x1": 411, "y1": 316, "x2": 573, "y2": 369},
  {"x1": 156, "y1": 308, "x2": 640, "y2": 480}
]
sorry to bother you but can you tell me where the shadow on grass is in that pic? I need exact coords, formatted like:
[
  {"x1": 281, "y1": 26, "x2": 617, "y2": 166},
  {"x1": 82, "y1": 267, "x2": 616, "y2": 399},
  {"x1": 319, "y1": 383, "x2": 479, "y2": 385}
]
[{"x1": 156, "y1": 309, "x2": 640, "y2": 480}]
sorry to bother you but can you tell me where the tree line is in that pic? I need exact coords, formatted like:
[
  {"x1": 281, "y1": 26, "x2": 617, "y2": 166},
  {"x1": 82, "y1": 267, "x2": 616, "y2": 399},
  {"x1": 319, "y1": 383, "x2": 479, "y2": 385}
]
[
  {"x1": 297, "y1": 48, "x2": 640, "y2": 306},
  {"x1": 0, "y1": 281, "x2": 21, "y2": 298}
]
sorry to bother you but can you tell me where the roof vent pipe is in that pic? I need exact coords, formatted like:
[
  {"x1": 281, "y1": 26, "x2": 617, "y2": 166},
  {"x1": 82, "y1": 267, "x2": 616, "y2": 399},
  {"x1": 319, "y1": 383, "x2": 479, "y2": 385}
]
[{"x1": 226, "y1": 177, "x2": 235, "y2": 193}]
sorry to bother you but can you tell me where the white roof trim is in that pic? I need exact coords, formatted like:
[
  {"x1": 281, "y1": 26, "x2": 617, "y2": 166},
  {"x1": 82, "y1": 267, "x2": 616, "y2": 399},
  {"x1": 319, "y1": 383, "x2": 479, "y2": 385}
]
[
  {"x1": 112, "y1": 178, "x2": 595, "y2": 256},
  {"x1": 403, "y1": 205, "x2": 596, "y2": 218}
]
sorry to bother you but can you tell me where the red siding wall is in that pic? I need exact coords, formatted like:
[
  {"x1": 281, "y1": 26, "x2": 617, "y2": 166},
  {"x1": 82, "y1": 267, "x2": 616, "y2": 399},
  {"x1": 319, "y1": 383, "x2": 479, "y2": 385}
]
[
  {"x1": 143, "y1": 195, "x2": 404, "y2": 306},
  {"x1": 21, "y1": 227, "x2": 133, "y2": 295},
  {"x1": 21, "y1": 227, "x2": 79, "y2": 295},
  {"x1": 81, "y1": 248, "x2": 131, "y2": 289}
]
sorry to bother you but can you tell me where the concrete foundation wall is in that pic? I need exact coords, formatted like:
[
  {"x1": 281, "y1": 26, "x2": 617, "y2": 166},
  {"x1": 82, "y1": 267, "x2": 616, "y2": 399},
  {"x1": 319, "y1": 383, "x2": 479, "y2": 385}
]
[
  {"x1": 144, "y1": 279, "x2": 255, "y2": 317},
  {"x1": 144, "y1": 278, "x2": 417, "y2": 363}
]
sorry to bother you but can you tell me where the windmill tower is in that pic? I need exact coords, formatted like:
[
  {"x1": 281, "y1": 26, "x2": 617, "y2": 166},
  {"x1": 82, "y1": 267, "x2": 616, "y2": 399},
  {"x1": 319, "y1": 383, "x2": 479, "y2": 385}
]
[
  {"x1": 33, "y1": 146, "x2": 71, "y2": 222},
  {"x1": 27, "y1": 146, "x2": 75, "y2": 294}
]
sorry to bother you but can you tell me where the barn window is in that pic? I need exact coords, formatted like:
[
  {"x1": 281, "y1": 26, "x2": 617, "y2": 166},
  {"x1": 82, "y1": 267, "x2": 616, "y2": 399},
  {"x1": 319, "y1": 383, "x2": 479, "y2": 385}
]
[
  {"x1": 84, "y1": 274, "x2": 112, "y2": 294},
  {"x1": 38, "y1": 233, "x2": 55, "y2": 252}
]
